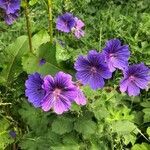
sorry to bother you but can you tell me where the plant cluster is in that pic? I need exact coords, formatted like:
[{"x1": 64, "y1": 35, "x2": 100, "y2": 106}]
[{"x1": 0, "y1": 0, "x2": 150, "y2": 150}]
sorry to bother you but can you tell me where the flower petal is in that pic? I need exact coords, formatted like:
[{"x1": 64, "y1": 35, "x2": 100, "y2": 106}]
[
  {"x1": 53, "y1": 97, "x2": 71, "y2": 114},
  {"x1": 42, "y1": 75, "x2": 54, "y2": 92},
  {"x1": 127, "y1": 82, "x2": 140, "y2": 96},
  {"x1": 54, "y1": 71, "x2": 73, "y2": 88},
  {"x1": 41, "y1": 93, "x2": 54, "y2": 111},
  {"x1": 74, "y1": 89, "x2": 86, "y2": 105},
  {"x1": 120, "y1": 78, "x2": 129, "y2": 93},
  {"x1": 133, "y1": 77, "x2": 149, "y2": 89},
  {"x1": 89, "y1": 74, "x2": 105, "y2": 90},
  {"x1": 74, "y1": 55, "x2": 90, "y2": 71},
  {"x1": 76, "y1": 70, "x2": 91, "y2": 85}
]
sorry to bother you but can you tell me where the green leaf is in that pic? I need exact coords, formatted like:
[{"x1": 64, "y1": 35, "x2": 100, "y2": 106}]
[
  {"x1": 32, "y1": 30, "x2": 50, "y2": 51},
  {"x1": 141, "y1": 101, "x2": 150, "y2": 123},
  {"x1": 0, "y1": 118, "x2": 14, "y2": 149},
  {"x1": 131, "y1": 143, "x2": 150, "y2": 150},
  {"x1": 29, "y1": 0, "x2": 38, "y2": 6},
  {"x1": 22, "y1": 43, "x2": 62, "y2": 75},
  {"x1": 19, "y1": 101, "x2": 49, "y2": 133},
  {"x1": 147, "y1": 127, "x2": 150, "y2": 137},
  {"x1": 52, "y1": 116, "x2": 73, "y2": 135},
  {"x1": 20, "y1": 133, "x2": 50, "y2": 150},
  {"x1": 143, "y1": 108, "x2": 150, "y2": 123},
  {"x1": 112, "y1": 120, "x2": 137, "y2": 135},
  {"x1": 0, "y1": 36, "x2": 28, "y2": 84},
  {"x1": 51, "y1": 145, "x2": 80, "y2": 150},
  {"x1": 112, "y1": 120, "x2": 137, "y2": 145},
  {"x1": 56, "y1": 42, "x2": 71, "y2": 63},
  {"x1": 74, "y1": 116, "x2": 97, "y2": 136}
]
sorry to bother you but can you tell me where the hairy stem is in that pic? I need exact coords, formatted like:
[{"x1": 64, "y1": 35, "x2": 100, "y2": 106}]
[
  {"x1": 47, "y1": 0, "x2": 53, "y2": 44},
  {"x1": 24, "y1": 0, "x2": 33, "y2": 53}
]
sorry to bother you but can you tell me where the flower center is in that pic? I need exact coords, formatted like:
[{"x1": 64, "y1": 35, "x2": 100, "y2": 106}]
[
  {"x1": 53, "y1": 88, "x2": 61, "y2": 98},
  {"x1": 109, "y1": 53, "x2": 117, "y2": 58},
  {"x1": 91, "y1": 67, "x2": 97, "y2": 73},
  {"x1": 129, "y1": 75, "x2": 135, "y2": 81}
]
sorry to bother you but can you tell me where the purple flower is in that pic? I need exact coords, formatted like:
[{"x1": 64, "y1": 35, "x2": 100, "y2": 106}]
[
  {"x1": 74, "y1": 87, "x2": 86, "y2": 105},
  {"x1": 102, "y1": 39, "x2": 130, "y2": 72},
  {"x1": 72, "y1": 17, "x2": 85, "y2": 39},
  {"x1": 9, "y1": 131, "x2": 16, "y2": 138},
  {"x1": 74, "y1": 50, "x2": 112, "y2": 90},
  {"x1": 41, "y1": 72, "x2": 77, "y2": 114},
  {"x1": 39, "y1": 58, "x2": 46, "y2": 66},
  {"x1": 120, "y1": 63, "x2": 150, "y2": 96},
  {"x1": 25, "y1": 73, "x2": 46, "y2": 107},
  {"x1": 4, "y1": 10, "x2": 19, "y2": 25},
  {"x1": 56, "y1": 12, "x2": 75, "y2": 33},
  {"x1": 0, "y1": 0, "x2": 20, "y2": 14}
]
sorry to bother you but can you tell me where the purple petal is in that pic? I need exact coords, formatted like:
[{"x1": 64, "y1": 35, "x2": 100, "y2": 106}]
[
  {"x1": 41, "y1": 93, "x2": 54, "y2": 111},
  {"x1": 120, "y1": 78, "x2": 129, "y2": 93},
  {"x1": 25, "y1": 73, "x2": 46, "y2": 107},
  {"x1": 111, "y1": 58, "x2": 129, "y2": 70},
  {"x1": 98, "y1": 67, "x2": 112, "y2": 79},
  {"x1": 133, "y1": 77, "x2": 149, "y2": 89},
  {"x1": 54, "y1": 71, "x2": 73, "y2": 87},
  {"x1": 76, "y1": 70, "x2": 91, "y2": 85},
  {"x1": 74, "y1": 29, "x2": 85, "y2": 39},
  {"x1": 107, "y1": 61, "x2": 116, "y2": 72},
  {"x1": 127, "y1": 82, "x2": 140, "y2": 96},
  {"x1": 74, "y1": 55, "x2": 90, "y2": 71},
  {"x1": 56, "y1": 12, "x2": 75, "y2": 33},
  {"x1": 42, "y1": 75, "x2": 54, "y2": 92},
  {"x1": 53, "y1": 97, "x2": 71, "y2": 114},
  {"x1": 4, "y1": 11, "x2": 19, "y2": 25},
  {"x1": 74, "y1": 89, "x2": 86, "y2": 105},
  {"x1": 89, "y1": 74, "x2": 105, "y2": 90}
]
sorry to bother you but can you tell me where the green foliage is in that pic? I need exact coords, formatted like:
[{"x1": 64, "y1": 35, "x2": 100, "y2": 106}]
[
  {"x1": 132, "y1": 143, "x2": 150, "y2": 150},
  {"x1": 74, "y1": 115, "x2": 97, "y2": 137},
  {"x1": 0, "y1": 0, "x2": 150, "y2": 149},
  {"x1": 0, "y1": 118, "x2": 14, "y2": 149},
  {"x1": 22, "y1": 42, "x2": 62, "y2": 76},
  {"x1": 52, "y1": 116, "x2": 73, "y2": 135},
  {"x1": 0, "y1": 36, "x2": 28, "y2": 84},
  {"x1": 141, "y1": 101, "x2": 150, "y2": 123}
]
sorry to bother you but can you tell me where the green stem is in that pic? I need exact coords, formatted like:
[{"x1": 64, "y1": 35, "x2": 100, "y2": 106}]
[
  {"x1": 24, "y1": 0, "x2": 33, "y2": 53},
  {"x1": 47, "y1": 0, "x2": 53, "y2": 44}
]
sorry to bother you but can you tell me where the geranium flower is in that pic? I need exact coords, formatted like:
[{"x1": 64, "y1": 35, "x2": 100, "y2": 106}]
[
  {"x1": 102, "y1": 39, "x2": 130, "y2": 72},
  {"x1": 74, "y1": 81, "x2": 86, "y2": 105},
  {"x1": 0, "y1": 0, "x2": 20, "y2": 14},
  {"x1": 120, "y1": 63, "x2": 150, "y2": 96},
  {"x1": 74, "y1": 50, "x2": 112, "y2": 90},
  {"x1": 72, "y1": 17, "x2": 85, "y2": 39},
  {"x1": 4, "y1": 10, "x2": 19, "y2": 25},
  {"x1": 39, "y1": 58, "x2": 46, "y2": 66},
  {"x1": 25, "y1": 73, "x2": 46, "y2": 107},
  {"x1": 0, "y1": 0, "x2": 20, "y2": 25},
  {"x1": 41, "y1": 72, "x2": 77, "y2": 114},
  {"x1": 56, "y1": 12, "x2": 75, "y2": 33}
]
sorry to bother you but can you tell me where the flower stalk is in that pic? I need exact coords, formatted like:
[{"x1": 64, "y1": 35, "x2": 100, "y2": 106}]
[
  {"x1": 47, "y1": 0, "x2": 53, "y2": 44},
  {"x1": 24, "y1": 0, "x2": 33, "y2": 53}
]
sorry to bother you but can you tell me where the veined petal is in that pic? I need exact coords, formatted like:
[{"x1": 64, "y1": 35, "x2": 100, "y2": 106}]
[
  {"x1": 41, "y1": 93, "x2": 54, "y2": 112},
  {"x1": 120, "y1": 78, "x2": 129, "y2": 93},
  {"x1": 133, "y1": 77, "x2": 149, "y2": 89},
  {"x1": 74, "y1": 89, "x2": 86, "y2": 105},
  {"x1": 89, "y1": 74, "x2": 105, "y2": 90},
  {"x1": 42, "y1": 75, "x2": 54, "y2": 92},
  {"x1": 76, "y1": 70, "x2": 91, "y2": 85},
  {"x1": 74, "y1": 55, "x2": 90, "y2": 71},
  {"x1": 54, "y1": 71, "x2": 73, "y2": 88},
  {"x1": 127, "y1": 82, "x2": 140, "y2": 96},
  {"x1": 53, "y1": 96, "x2": 71, "y2": 114}
]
